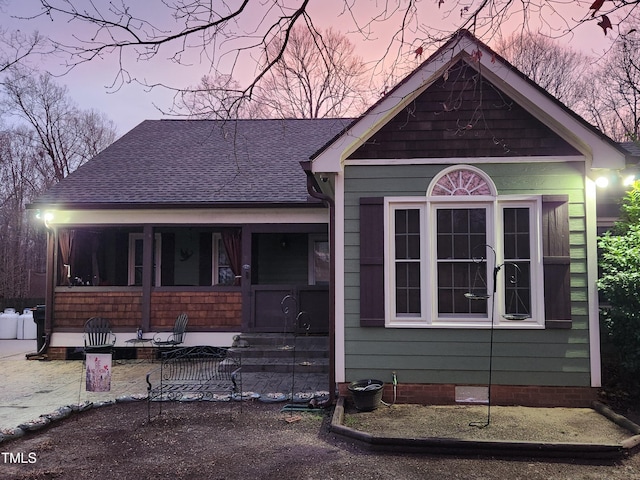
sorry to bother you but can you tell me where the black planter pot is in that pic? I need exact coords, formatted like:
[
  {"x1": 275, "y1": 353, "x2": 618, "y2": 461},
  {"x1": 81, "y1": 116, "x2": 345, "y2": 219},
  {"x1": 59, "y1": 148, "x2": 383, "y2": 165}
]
[{"x1": 348, "y1": 379, "x2": 384, "y2": 411}]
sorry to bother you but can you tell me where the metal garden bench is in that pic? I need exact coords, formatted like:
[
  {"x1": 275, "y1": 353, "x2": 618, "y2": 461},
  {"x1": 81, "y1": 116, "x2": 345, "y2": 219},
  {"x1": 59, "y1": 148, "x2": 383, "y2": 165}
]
[{"x1": 145, "y1": 345, "x2": 241, "y2": 421}]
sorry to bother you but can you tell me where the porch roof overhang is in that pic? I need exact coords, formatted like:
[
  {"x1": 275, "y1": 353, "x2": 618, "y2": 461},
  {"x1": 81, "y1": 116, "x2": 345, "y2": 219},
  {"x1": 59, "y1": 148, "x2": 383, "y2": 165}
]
[{"x1": 29, "y1": 202, "x2": 329, "y2": 227}]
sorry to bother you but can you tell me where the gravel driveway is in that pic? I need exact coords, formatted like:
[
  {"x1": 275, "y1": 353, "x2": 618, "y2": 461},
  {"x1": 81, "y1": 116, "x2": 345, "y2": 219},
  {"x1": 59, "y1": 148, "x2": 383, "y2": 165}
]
[{"x1": 2, "y1": 400, "x2": 640, "y2": 479}]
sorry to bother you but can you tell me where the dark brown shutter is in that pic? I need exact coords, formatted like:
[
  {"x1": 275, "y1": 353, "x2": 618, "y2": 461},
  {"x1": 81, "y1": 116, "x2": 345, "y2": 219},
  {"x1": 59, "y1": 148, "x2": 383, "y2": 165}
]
[
  {"x1": 542, "y1": 195, "x2": 572, "y2": 329},
  {"x1": 360, "y1": 197, "x2": 385, "y2": 327}
]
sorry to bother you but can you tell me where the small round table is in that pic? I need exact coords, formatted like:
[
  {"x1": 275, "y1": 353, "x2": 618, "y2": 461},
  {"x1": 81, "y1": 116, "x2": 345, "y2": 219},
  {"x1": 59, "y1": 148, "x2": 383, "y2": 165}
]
[{"x1": 125, "y1": 337, "x2": 154, "y2": 362}]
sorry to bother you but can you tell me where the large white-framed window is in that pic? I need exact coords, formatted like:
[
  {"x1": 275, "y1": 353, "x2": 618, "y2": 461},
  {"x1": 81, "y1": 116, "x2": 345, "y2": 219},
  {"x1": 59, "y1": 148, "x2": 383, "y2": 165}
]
[
  {"x1": 128, "y1": 233, "x2": 161, "y2": 286},
  {"x1": 385, "y1": 166, "x2": 543, "y2": 328}
]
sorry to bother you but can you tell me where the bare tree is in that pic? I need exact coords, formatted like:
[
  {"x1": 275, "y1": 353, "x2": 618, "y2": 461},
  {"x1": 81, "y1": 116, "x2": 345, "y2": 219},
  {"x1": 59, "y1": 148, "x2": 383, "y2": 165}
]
[
  {"x1": 494, "y1": 33, "x2": 593, "y2": 111},
  {"x1": 173, "y1": 74, "x2": 267, "y2": 120},
  {"x1": 254, "y1": 26, "x2": 369, "y2": 118},
  {"x1": 0, "y1": 68, "x2": 117, "y2": 300},
  {"x1": 175, "y1": 27, "x2": 369, "y2": 119},
  {"x1": 0, "y1": 28, "x2": 46, "y2": 73},
  {"x1": 0, "y1": 127, "x2": 47, "y2": 299},
  {"x1": 581, "y1": 27, "x2": 640, "y2": 141},
  {"x1": 1, "y1": 68, "x2": 117, "y2": 184},
  {"x1": 16, "y1": 0, "x2": 638, "y2": 114}
]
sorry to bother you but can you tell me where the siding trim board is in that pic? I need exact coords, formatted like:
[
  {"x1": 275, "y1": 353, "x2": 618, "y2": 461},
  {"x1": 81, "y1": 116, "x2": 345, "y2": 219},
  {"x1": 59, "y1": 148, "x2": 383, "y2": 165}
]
[{"x1": 345, "y1": 155, "x2": 585, "y2": 166}]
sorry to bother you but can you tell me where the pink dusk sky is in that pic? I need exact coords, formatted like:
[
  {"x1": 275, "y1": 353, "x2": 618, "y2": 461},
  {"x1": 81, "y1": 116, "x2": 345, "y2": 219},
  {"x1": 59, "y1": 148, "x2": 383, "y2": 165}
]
[{"x1": 2, "y1": 0, "x2": 615, "y2": 135}]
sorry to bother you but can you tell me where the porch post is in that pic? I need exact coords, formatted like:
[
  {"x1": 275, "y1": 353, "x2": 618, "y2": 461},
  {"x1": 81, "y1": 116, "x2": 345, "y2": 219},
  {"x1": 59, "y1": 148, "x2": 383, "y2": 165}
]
[
  {"x1": 141, "y1": 224, "x2": 153, "y2": 331},
  {"x1": 240, "y1": 225, "x2": 252, "y2": 331},
  {"x1": 44, "y1": 227, "x2": 56, "y2": 338}
]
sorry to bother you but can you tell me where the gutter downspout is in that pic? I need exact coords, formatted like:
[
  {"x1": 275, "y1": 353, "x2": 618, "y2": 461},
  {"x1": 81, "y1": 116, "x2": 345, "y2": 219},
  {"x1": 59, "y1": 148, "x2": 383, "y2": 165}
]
[{"x1": 301, "y1": 161, "x2": 336, "y2": 404}]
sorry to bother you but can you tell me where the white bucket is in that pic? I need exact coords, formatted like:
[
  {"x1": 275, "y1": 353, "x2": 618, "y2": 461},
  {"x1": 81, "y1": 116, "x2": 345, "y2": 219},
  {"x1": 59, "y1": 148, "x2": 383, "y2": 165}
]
[
  {"x1": 21, "y1": 308, "x2": 37, "y2": 340},
  {"x1": 0, "y1": 308, "x2": 19, "y2": 339}
]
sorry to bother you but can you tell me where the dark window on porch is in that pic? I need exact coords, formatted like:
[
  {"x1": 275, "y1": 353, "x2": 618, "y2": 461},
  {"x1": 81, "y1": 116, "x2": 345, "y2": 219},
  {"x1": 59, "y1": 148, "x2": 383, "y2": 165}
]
[
  {"x1": 57, "y1": 227, "x2": 239, "y2": 288},
  {"x1": 57, "y1": 228, "x2": 133, "y2": 286}
]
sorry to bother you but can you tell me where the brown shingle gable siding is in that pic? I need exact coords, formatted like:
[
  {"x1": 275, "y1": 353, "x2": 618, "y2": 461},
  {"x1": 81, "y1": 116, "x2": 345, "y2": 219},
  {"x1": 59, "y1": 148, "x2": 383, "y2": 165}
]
[{"x1": 349, "y1": 61, "x2": 580, "y2": 160}]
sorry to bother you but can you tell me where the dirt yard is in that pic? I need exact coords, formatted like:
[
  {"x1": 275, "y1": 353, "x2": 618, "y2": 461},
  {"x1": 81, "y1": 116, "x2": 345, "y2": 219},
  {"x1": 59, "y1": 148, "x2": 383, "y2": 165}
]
[{"x1": 2, "y1": 400, "x2": 640, "y2": 480}]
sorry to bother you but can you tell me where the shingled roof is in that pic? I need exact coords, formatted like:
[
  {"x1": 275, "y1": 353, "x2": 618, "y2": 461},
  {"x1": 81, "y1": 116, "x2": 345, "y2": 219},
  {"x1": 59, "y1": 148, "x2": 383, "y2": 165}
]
[{"x1": 31, "y1": 118, "x2": 351, "y2": 208}]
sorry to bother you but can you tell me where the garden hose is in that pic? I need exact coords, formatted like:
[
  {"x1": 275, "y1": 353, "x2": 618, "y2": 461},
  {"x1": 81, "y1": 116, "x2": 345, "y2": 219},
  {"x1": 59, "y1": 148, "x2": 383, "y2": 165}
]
[{"x1": 381, "y1": 372, "x2": 398, "y2": 407}]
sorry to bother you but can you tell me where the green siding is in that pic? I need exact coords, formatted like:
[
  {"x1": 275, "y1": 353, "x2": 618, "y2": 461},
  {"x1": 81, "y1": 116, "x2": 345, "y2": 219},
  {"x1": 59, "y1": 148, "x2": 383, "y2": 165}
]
[{"x1": 343, "y1": 161, "x2": 592, "y2": 388}]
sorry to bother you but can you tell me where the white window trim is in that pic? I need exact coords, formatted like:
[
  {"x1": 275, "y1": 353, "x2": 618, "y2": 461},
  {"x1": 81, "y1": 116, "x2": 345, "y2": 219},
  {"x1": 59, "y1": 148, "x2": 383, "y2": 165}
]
[
  {"x1": 384, "y1": 195, "x2": 545, "y2": 329},
  {"x1": 385, "y1": 199, "x2": 427, "y2": 326},
  {"x1": 495, "y1": 197, "x2": 544, "y2": 329},
  {"x1": 128, "y1": 233, "x2": 161, "y2": 286},
  {"x1": 428, "y1": 200, "x2": 495, "y2": 327}
]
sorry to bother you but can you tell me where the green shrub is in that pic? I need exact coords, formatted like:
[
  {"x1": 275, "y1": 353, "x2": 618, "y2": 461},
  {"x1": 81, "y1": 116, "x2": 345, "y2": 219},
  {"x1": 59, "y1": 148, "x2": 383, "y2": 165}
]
[{"x1": 598, "y1": 182, "x2": 640, "y2": 398}]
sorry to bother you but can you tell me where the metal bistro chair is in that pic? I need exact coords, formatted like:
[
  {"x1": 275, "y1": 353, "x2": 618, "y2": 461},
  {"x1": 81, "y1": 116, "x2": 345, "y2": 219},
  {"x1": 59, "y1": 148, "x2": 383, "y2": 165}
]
[
  {"x1": 153, "y1": 313, "x2": 188, "y2": 350},
  {"x1": 83, "y1": 317, "x2": 116, "y2": 354}
]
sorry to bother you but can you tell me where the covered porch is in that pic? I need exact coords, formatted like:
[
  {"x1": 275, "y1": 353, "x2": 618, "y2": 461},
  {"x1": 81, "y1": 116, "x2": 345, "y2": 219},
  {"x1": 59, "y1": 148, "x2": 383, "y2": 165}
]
[{"x1": 41, "y1": 211, "x2": 329, "y2": 357}]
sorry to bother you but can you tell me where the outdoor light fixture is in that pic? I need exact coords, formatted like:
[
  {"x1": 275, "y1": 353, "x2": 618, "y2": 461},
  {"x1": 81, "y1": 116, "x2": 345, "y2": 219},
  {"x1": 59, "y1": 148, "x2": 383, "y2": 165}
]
[
  {"x1": 623, "y1": 174, "x2": 637, "y2": 187},
  {"x1": 595, "y1": 176, "x2": 610, "y2": 188},
  {"x1": 593, "y1": 167, "x2": 639, "y2": 189},
  {"x1": 36, "y1": 210, "x2": 55, "y2": 229}
]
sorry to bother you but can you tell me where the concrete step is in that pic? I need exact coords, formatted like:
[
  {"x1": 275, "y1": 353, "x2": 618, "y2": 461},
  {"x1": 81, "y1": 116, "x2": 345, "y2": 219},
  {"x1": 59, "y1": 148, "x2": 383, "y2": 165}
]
[
  {"x1": 239, "y1": 356, "x2": 329, "y2": 374},
  {"x1": 235, "y1": 346, "x2": 328, "y2": 359},
  {"x1": 234, "y1": 334, "x2": 329, "y2": 374},
  {"x1": 236, "y1": 333, "x2": 328, "y2": 348}
]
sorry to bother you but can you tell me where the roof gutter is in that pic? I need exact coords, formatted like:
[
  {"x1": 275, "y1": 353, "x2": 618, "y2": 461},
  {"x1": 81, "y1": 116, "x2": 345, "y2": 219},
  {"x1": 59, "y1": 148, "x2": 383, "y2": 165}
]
[{"x1": 301, "y1": 160, "x2": 336, "y2": 405}]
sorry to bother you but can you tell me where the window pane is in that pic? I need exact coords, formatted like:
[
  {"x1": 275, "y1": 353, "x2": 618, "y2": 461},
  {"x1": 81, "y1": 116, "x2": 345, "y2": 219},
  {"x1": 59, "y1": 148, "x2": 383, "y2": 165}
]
[
  {"x1": 218, "y1": 267, "x2": 235, "y2": 286},
  {"x1": 313, "y1": 240, "x2": 330, "y2": 285},
  {"x1": 469, "y1": 209, "x2": 486, "y2": 233},
  {"x1": 502, "y1": 208, "x2": 531, "y2": 318},
  {"x1": 395, "y1": 262, "x2": 421, "y2": 315},
  {"x1": 451, "y1": 209, "x2": 468, "y2": 233},
  {"x1": 395, "y1": 209, "x2": 420, "y2": 260},
  {"x1": 396, "y1": 263, "x2": 409, "y2": 288},
  {"x1": 134, "y1": 239, "x2": 143, "y2": 266},
  {"x1": 453, "y1": 235, "x2": 469, "y2": 259},
  {"x1": 436, "y1": 207, "x2": 487, "y2": 317},
  {"x1": 438, "y1": 209, "x2": 486, "y2": 260},
  {"x1": 395, "y1": 234, "x2": 407, "y2": 259},
  {"x1": 407, "y1": 234, "x2": 421, "y2": 259},
  {"x1": 437, "y1": 234, "x2": 452, "y2": 259},
  {"x1": 438, "y1": 289, "x2": 453, "y2": 314},
  {"x1": 408, "y1": 288, "x2": 421, "y2": 314},
  {"x1": 503, "y1": 208, "x2": 530, "y2": 259},
  {"x1": 395, "y1": 209, "x2": 407, "y2": 234},
  {"x1": 394, "y1": 208, "x2": 422, "y2": 316},
  {"x1": 216, "y1": 237, "x2": 234, "y2": 285},
  {"x1": 407, "y1": 209, "x2": 420, "y2": 232},
  {"x1": 437, "y1": 262, "x2": 487, "y2": 315},
  {"x1": 437, "y1": 209, "x2": 452, "y2": 233},
  {"x1": 503, "y1": 262, "x2": 531, "y2": 316}
]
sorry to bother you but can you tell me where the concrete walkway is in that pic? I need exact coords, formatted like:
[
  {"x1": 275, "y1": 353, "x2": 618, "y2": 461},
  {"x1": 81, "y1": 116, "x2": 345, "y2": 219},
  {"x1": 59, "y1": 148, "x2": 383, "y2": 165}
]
[{"x1": 0, "y1": 340, "x2": 329, "y2": 433}]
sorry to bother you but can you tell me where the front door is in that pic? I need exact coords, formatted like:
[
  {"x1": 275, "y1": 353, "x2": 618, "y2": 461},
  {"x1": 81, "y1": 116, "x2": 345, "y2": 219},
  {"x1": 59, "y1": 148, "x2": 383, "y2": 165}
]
[{"x1": 246, "y1": 232, "x2": 329, "y2": 333}]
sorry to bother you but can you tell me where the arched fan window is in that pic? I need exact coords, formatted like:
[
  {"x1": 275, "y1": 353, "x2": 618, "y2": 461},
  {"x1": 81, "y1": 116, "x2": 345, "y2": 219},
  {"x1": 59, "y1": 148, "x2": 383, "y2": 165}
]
[{"x1": 428, "y1": 165, "x2": 496, "y2": 197}]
